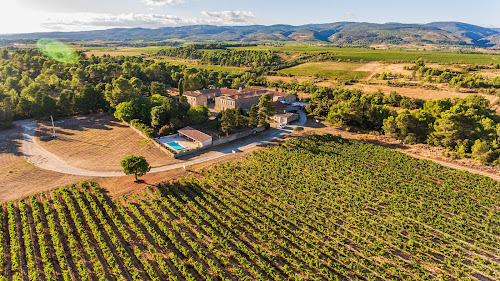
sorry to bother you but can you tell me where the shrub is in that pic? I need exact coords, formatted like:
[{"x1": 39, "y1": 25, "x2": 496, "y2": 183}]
[
  {"x1": 130, "y1": 119, "x2": 154, "y2": 138},
  {"x1": 293, "y1": 126, "x2": 304, "y2": 132},
  {"x1": 159, "y1": 125, "x2": 173, "y2": 136}
]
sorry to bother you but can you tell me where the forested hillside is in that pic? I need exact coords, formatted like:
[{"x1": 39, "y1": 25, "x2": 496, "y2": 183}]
[{"x1": 1, "y1": 22, "x2": 499, "y2": 47}]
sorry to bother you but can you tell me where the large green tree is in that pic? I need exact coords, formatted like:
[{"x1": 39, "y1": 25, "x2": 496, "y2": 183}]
[
  {"x1": 120, "y1": 155, "x2": 151, "y2": 181},
  {"x1": 187, "y1": 105, "x2": 210, "y2": 125},
  {"x1": 220, "y1": 109, "x2": 236, "y2": 136},
  {"x1": 248, "y1": 104, "x2": 259, "y2": 128},
  {"x1": 105, "y1": 76, "x2": 138, "y2": 108},
  {"x1": 114, "y1": 101, "x2": 136, "y2": 122},
  {"x1": 258, "y1": 94, "x2": 276, "y2": 125}
]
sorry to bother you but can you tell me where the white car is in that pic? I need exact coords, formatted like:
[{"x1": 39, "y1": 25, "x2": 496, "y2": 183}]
[{"x1": 278, "y1": 124, "x2": 287, "y2": 129}]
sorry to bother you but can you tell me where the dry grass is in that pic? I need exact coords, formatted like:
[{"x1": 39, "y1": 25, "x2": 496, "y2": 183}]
[
  {"x1": 344, "y1": 83, "x2": 497, "y2": 102},
  {"x1": 36, "y1": 113, "x2": 179, "y2": 172}
]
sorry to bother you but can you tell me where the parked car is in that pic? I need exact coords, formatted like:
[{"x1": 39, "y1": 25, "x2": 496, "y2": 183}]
[{"x1": 279, "y1": 124, "x2": 287, "y2": 129}]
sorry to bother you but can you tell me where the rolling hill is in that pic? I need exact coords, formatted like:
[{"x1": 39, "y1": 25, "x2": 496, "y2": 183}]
[{"x1": 1, "y1": 21, "x2": 499, "y2": 47}]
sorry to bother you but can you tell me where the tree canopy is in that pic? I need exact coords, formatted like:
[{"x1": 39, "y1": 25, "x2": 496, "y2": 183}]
[{"x1": 120, "y1": 155, "x2": 151, "y2": 181}]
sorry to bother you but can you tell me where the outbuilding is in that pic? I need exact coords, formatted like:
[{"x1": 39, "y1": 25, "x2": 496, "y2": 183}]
[
  {"x1": 273, "y1": 113, "x2": 299, "y2": 124},
  {"x1": 177, "y1": 126, "x2": 213, "y2": 147}
]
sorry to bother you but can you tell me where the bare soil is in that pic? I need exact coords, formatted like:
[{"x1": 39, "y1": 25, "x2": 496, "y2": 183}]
[
  {"x1": 0, "y1": 126, "x2": 85, "y2": 203},
  {"x1": 344, "y1": 83, "x2": 497, "y2": 102}
]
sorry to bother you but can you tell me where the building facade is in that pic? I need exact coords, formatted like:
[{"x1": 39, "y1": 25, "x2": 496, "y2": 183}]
[
  {"x1": 272, "y1": 92, "x2": 297, "y2": 103},
  {"x1": 273, "y1": 113, "x2": 299, "y2": 124},
  {"x1": 184, "y1": 89, "x2": 221, "y2": 107}
]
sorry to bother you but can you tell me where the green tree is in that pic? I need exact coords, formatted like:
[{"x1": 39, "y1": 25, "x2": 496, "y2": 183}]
[
  {"x1": 114, "y1": 101, "x2": 137, "y2": 122},
  {"x1": 220, "y1": 109, "x2": 236, "y2": 136},
  {"x1": 31, "y1": 92, "x2": 57, "y2": 120},
  {"x1": 151, "y1": 105, "x2": 168, "y2": 128},
  {"x1": 105, "y1": 76, "x2": 138, "y2": 108},
  {"x1": 120, "y1": 155, "x2": 151, "y2": 181},
  {"x1": 56, "y1": 90, "x2": 74, "y2": 116},
  {"x1": 150, "y1": 81, "x2": 166, "y2": 96},
  {"x1": 187, "y1": 105, "x2": 210, "y2": 125},
  {"x1": 75, "y1": 85, "x2": 106, "y2": 114},
  {"x1": 258, "y1": 94, "x2": 276, "y2": 125},
  {"x1": 0, "y1": 49, "x2": 8, "y2": 60},
  {"x1": 471, "y1": 139, "x2": 493, "y2": 164},
  {"x1": 248, "y1": 104, "x2": 259, "y2": 128},
  {"x1": 178, "y1": 78, "x2": 184, "y2": 95},
  {"x1": 14, "y1": 97, "x2": 32, "y2": 119},
  {"x1": 383, "y1": 116, "x2": 398, "y2": 138}
]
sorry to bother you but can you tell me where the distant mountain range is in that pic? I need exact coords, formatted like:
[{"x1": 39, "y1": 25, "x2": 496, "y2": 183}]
[{"x1": 1, "y1": 22, "x2": 500, "y2": 48}]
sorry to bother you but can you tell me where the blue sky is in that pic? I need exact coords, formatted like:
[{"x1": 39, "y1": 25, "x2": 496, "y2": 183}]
[{"x1": 1, "y1": 0, "x2": 499, "y2": 34}]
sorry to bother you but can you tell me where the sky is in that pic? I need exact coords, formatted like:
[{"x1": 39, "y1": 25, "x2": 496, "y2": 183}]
[{"x1": 1, "y1": 0, "x2": 500, "y2": 34}]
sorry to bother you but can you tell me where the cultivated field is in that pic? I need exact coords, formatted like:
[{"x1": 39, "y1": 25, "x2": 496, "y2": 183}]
[
  {"x1": 278, "y1": 61, "x2": 370, "y2": 80},
  {"x1": 36, "y1": 114, "x2": 179, "y2": 172},
  {"x1": 2, "y1": 134, "x2": 500, "y2": 280},
  {"x1": 232, "y1": 45, "x2": 500, "y2": 64}
]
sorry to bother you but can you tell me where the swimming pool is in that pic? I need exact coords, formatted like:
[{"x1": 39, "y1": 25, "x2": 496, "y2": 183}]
[{"x1": 165, "y1": 141, "x2": 186, "y2": 151}]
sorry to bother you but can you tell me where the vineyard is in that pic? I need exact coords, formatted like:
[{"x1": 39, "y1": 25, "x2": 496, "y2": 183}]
[{"x1": 2, "y1": 134, "x2": 500, "y2": 280}]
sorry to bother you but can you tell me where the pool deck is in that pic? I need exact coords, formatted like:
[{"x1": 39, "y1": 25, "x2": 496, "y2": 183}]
[{"x1": 156, "y1": 134, "x2": 199, "y2": 151}]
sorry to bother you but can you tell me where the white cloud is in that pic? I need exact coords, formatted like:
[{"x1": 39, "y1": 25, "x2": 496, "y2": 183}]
[
  {"x1": 40, "y1": 11, "x2": 256, "y2": 31},
  {"x1": 141, "y1": 0, "x2": 184, "y2": 6},
  {"x1": 201, "y1": 11, "x2": 256, "y2": 25},
  {"x1": 42, "y1": 13, "x2": 195, "y2": 30},
  {"x1": 344, "y1": 12, "x2": 359, "y2": 19}
]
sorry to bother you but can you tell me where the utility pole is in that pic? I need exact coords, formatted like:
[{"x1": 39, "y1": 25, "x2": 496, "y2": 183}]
[{"x1": 50, "y1": 115, "x2": 56, "y2": 138}]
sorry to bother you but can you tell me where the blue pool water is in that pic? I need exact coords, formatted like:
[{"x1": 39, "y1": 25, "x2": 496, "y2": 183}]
[{"x1": 166, "y1": 141, "x2": 186, "y2": 151}]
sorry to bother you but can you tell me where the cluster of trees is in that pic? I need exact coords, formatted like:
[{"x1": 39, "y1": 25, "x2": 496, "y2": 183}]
[
  {"x1": 307, "y1": 88, "x2": 424, "y2": 127},
  {"x1": 218, "y1": 94, "x2": 276, "y2": 135},
  {"x1": 113, "y1": 94, "x2": 191, "y2": 136},
  {"x1": 0, "y1": 48, "x2": 253, "y2": 128},
  {"x1": 400, "y1": 59, "x2": 500, "y2": 91},
  {"x1": 383, "y1": 95, "x2": 500, "y2": 163},
  {"x1": 156, "y1": 46, "x2": 284, "y2": 68}
]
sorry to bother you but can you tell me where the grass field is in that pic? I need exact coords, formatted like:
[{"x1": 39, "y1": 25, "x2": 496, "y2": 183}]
[
  {"x1": 2, "y1": 134, "x2": 500, "y2": 280},
  {"x1": 232, "y1": 45, "x2": 500, "y2": 64},
  {"x1": 279, "y1": 61, "x2": 371, "y2": 80}
]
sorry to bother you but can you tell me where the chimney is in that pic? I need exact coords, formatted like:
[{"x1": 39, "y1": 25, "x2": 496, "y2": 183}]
[{"x1": 238, "y1": 87, "x2": 242, "y2": 92}]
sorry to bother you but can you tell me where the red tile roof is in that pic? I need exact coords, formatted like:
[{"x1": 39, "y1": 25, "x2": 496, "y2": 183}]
[{"x1": 273, "y1": 101, "x2": 287, "y2": 110}]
